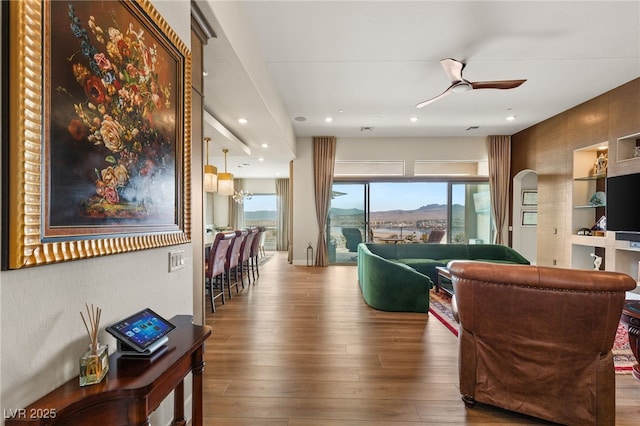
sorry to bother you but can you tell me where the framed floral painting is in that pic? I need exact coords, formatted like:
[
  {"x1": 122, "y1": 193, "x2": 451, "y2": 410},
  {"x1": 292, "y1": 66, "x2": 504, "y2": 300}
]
[{"x1": 2, "y1": 0, "x2": 191, "y2": 269}]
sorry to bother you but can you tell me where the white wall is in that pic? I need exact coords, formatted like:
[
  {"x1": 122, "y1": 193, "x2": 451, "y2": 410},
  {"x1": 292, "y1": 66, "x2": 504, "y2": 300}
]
[
  {"x1": 291, "y1": 136, "x2": 490, "y2": 265},
  {"x1": 0, "y1": 2, "x2": 194, "y2": 423},
  {"x1": 336, "y1": 137, "x2": 488, "y2": 167}
]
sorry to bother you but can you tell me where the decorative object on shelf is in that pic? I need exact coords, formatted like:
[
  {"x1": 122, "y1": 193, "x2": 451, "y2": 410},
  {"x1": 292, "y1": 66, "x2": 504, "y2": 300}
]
[
  {"x1": 592, "y1": 215, "x2": 607, "y2": 232},
  {"x1": 590, "y1": 253, "x2": 603, "y2": 271},
  {"x1": 521, "y1": 190, "x2": 538, "y2": 206},
  {"x1": 79, "y1": 304, "x2": 109, "y2": 386},
  {"x1": 218, "y1": 149, "x2": 234, "y2": 196},
  {"x1": 589, "y1": 191, "x2": 606, "y2": 207},
  {"x1": 635, "y1": 146, "x2": 640, "y2": 158},
  {"x1": 592, "y1": 152, "x2": 608, "y2": 176},
  {"x1": 232, "y1": 189, "x2": 253, "y2": 204},
  {"x1": 577, "y1": 228, "x2": 592, "y2": 236},
  {"x1": 203, "y1": 137, "x2": 218, "y2": 193}
]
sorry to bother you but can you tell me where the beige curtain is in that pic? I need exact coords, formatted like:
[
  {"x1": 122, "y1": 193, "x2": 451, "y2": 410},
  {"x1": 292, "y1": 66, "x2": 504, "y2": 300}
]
[
  {"x1": 313, "y1": 136, "x2": 336, "y2": 266},
  {"x1": 229, "y1": 178, "x2": 244, "y2": 229},
  {"x1": 487, "y1": 135, "x2": 511, "y2": 245},
  {"x1": 276, "y1": 178, "x2": 290, "y2": 251}
]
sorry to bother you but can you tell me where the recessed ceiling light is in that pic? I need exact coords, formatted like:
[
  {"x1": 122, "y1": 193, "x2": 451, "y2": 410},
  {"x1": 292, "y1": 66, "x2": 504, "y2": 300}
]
[
  {"x1": 294, "y1": 116, "x2": 307, "y2": 122},
  {"x1": 506, "y1": 115, "x2": 516, "y2": 121},
  {"x1": 325, "y1": 117, "x2": 333, "y2": 123},
  {"x1": 238, "y1": 118, "x2": 248, "y2": 124},
  {"x1": 410, "y1": 117, "x2": 418, "y2": 122},
  {"x1": 258, "y1": 157, "x2": 264, "y2": 162},
  {"x1": 261, "y1": 143, "x2": 269, "y2": 148},
  {"x1": 339, "y1": 109, "x2": 344, "y2": 113}
]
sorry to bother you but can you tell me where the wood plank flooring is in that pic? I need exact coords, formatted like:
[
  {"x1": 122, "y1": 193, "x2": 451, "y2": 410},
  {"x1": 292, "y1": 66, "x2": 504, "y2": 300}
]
[{"x1": 203, "y1": 252, "x2": 640, "y2": 425}]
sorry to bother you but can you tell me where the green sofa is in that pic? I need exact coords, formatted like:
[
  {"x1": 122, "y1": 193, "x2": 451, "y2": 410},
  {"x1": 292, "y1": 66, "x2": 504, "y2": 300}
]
[{"x1": 357, "y1": 242, "x2": 530, "y2": 313}]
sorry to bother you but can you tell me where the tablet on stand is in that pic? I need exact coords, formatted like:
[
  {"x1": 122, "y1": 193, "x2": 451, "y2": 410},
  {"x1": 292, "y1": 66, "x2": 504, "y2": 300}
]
[{"x1": 106, "y1": 308, "x2": 175, "y2": 360}]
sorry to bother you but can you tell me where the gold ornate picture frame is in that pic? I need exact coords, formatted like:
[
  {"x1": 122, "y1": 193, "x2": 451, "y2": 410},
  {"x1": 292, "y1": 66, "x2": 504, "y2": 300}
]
[{"x1": 3, "y1": 0, "x2": 191, "y2": 269}]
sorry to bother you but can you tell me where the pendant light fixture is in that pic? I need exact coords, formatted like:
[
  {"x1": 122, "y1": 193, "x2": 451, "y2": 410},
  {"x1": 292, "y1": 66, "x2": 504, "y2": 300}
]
[
  {"x1": 217, "y1": 148, "x2": 234, "y2": 196},
  {"x1": 203, "y1": 137, "x2": 217, "y2": 192}
]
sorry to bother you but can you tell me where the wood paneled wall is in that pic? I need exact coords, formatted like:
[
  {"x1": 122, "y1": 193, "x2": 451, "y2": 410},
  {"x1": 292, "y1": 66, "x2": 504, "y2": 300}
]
[{"x1": 511, "y1": 78, "x2": 640, "y2": 267}]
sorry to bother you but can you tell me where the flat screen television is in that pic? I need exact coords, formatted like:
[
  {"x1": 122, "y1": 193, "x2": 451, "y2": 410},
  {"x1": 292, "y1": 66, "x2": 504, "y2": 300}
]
[{"x1": 606, "y1": 173, "x2": 640, "y2": 233}]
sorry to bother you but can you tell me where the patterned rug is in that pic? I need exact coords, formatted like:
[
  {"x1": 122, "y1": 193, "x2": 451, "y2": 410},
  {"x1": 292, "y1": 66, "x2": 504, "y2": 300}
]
[{"x1": 429, "y1": 289, "x2": 635, "y2": 374}]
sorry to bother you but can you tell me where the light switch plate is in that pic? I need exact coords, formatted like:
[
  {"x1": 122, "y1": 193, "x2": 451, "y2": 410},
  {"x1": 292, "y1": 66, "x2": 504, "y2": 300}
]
[{"x1": 168, "y1": 249, "x2": 185, "y2": 272}]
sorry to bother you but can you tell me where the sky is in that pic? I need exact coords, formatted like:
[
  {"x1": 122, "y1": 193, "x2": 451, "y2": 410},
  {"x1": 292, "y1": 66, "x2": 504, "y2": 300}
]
[
  {"x1": 243, "y1": 194, "x2": 277, "y2": 211},
  {"x1": 244, "y1": 182, "x2": 487, "y2": 212},
  {"x1": 332, "y1": 182, "x2": 450, "y2": 211}
]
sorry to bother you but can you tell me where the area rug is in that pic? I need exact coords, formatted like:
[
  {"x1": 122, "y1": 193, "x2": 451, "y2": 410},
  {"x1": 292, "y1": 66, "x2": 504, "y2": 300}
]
[{"x1": 428, "y1": 289, "x2": 635, "y2": 374}]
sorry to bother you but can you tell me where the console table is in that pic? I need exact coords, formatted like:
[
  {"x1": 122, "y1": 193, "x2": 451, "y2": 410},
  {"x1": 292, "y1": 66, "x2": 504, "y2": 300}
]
[{"x1": 6, "y1": 315, "x2": 212, "y2": 425}]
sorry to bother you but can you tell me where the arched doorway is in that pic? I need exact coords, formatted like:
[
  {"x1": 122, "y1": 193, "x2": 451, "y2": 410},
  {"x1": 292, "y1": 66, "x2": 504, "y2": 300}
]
[{"x1": 512, "y1": 170, "x2": 538, "y2": 264}]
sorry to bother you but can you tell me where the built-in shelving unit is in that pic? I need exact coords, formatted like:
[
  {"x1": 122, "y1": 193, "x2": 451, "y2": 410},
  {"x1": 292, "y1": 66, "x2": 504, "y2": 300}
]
[
  {"x1": 571, "y1": 143, "x2": 608, "y2": 270},
  {"x1": 616, "y1": 132, "x2": 640, "y2": 162},
  {"x1": 570, "y1": 139, "x2": 640, "y2": 284}
]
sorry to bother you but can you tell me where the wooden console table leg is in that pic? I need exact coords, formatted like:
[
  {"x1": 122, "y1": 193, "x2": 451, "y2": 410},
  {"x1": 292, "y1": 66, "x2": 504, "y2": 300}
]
[
  {"x1": 171, "y1": 380, "x2": 186, "y2": 426},
  {"x1": 192, "y1": 345, "x2": 206, "y2": 426}
]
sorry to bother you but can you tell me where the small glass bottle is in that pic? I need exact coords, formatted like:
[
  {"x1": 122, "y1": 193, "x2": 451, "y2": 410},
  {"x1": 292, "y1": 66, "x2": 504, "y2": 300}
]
[{"x1": 79, "y1": 343, "x2": 109, "y2": 386}]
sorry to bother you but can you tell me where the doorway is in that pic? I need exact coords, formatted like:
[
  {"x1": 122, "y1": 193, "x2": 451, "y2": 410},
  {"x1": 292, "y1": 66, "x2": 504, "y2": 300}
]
[{"x1": 512, "y1": 170, "x2": 538, "y2": 264}]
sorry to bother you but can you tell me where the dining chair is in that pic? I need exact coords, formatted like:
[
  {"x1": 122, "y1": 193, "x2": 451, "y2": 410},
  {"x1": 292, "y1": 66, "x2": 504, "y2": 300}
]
[
  {"x1": 225, "y1": 230, "x2": 246, "y2": 298},
  {"x1": 249, "y1": 226, "x2": 266, "y2": 281},
  {"x1": 205, "y1": 232, "x2": 234, "y2": 313},
  {"x1": 238, "y1": 228, "x2": 256, "y2": 288}
]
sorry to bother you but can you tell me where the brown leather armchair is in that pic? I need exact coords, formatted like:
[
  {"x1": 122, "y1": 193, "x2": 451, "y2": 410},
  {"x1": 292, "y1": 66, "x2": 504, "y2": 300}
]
[{"x1": 448, "y1": 261, "x2": 636, "y2": 426}]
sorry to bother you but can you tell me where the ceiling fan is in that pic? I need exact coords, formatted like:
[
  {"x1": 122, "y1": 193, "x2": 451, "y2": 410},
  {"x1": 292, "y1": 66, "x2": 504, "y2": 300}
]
[{"x1": 416, "y1": 58, "x2": 526, "y2": 108}]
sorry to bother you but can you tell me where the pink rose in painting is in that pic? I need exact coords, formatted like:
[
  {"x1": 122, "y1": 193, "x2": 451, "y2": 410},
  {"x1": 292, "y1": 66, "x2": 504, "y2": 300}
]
[
  {"x1": 93, "y1": 53, "x2": 112, "y2": 71},
  {"x1": 103, "y1": 186, "x2": 120, "y2": 204}
]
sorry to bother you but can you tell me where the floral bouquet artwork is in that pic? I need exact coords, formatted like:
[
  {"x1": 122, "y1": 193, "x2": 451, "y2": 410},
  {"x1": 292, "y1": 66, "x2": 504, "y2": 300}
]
[{"x1": 47, "y1": 1, "x2": 179, "y2": 231}]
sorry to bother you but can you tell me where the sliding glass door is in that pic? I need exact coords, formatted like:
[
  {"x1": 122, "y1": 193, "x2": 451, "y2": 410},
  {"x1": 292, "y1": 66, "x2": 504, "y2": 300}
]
[
  {"x1": 451, "y1": 182, "x2": 493, "y2": 244},
  {"x1": 243, "y1": 194, "x2": 277, "y2": 251},
  {"x1": 328, "y1": 180, "x2": 493, "y2": 264},
  {"x1": 370, "y1": 182, "x2": 448, "y2": 243},
  {"x1": 328, "y1": 183, "x2": 367, "y2": 264}
]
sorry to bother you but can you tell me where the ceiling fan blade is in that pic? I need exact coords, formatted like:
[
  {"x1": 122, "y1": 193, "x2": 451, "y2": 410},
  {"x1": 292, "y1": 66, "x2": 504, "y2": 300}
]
[
  {"x1": 415, "y1": 84, "x2": 455, "y2": 108},
  {"x1": 440, "y1": 58, "x2": 465, "y2": 83},
  {"x1": 470, "y1": 79, "x2": 526, "y2": 90}
]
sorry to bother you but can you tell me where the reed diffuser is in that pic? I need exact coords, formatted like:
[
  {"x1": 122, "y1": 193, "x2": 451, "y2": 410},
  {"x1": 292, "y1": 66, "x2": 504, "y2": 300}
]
[{"x1": 79, "y1": 304, "x2": 109, "y2": 386}]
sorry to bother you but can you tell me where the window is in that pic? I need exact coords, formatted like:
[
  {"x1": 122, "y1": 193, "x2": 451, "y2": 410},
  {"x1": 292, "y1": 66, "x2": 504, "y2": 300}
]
[
  {"x1": 328, "y1": 180, "x2": 493, "y2": 263},
  {"x1": 243, "y1": 194, "x2": 277, "y2": 250}
]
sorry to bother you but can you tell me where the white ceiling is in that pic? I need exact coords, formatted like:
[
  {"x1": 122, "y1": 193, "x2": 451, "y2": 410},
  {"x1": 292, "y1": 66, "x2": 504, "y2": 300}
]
[{"x1": 197, "y1": 1, "x2": 640, "y2": 178}]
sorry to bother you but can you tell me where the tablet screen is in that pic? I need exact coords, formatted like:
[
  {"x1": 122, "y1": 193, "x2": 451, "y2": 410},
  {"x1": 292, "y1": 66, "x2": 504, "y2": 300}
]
[{"x1": 106, "y1": 308, "x2": 175, "y2": 352}]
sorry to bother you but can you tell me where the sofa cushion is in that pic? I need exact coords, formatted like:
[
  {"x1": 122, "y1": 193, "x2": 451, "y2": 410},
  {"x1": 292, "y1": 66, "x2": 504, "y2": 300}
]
[{"x1": 396, "y1": 258, "x2": 445, "y2": 278}]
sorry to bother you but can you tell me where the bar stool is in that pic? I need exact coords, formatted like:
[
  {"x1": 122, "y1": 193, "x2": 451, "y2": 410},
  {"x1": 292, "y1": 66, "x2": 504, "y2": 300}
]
[{"x1": 205, "y1": 232, "x2": 234, "y2": 312}]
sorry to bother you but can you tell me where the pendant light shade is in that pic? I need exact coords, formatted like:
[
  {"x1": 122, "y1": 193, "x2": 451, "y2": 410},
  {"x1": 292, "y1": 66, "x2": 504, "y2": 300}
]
[
  {"x1": 203, "y1": 137, "x2": 218, "y2": 192},
  {"x1": 218, "y1": 148, "x2": 234, "y2": 196}
]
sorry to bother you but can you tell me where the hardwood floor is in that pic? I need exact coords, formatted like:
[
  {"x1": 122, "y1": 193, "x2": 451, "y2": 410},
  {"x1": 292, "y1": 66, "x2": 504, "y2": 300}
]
[{"x1": 203, "y1": 252, "x2": 640, "y2": 425}]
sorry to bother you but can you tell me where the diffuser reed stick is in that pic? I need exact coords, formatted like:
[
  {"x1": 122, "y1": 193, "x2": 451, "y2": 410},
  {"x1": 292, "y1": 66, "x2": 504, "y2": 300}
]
[{"x1": 80, "y1": 303, "x2": 101, "y2": 354}]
